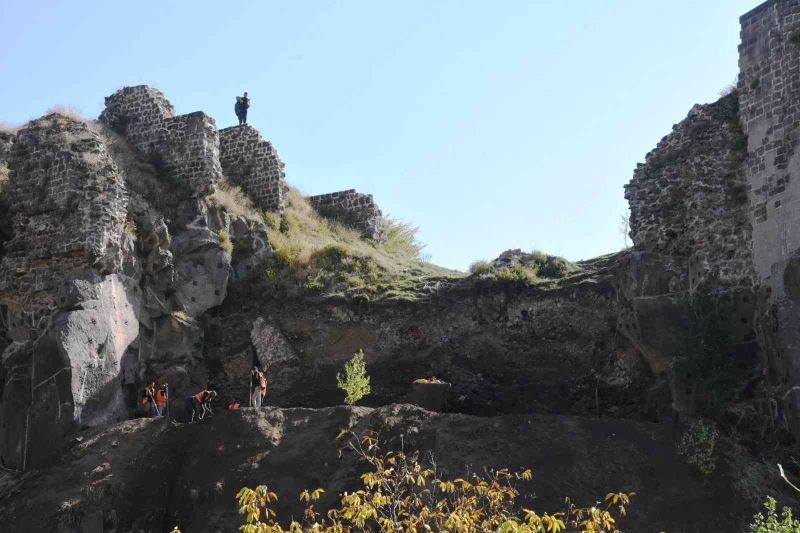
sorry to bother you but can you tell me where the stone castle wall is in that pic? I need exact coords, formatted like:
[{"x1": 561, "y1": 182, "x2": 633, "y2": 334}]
[
  {"x1": 624, "y1": 93, "x2": 753, "y2": 288},
  {"x1": 218, "y1": 125, "x2": 287, "y2": 212},
  {"x1": 308, "y1": 189, "x2": 384, "y2": 240},
  {"x1": 738, "y1": 0, "x2": 800, "y2": 437},
  {"x1": 0, "y1": 115, "x2": 129, "y2": 302},
  {"x1": 99, "y1": 85, "x2": 221, "y2": 196}
]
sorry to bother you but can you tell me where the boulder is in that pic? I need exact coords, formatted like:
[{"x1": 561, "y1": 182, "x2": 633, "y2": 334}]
[{"x1": 251, "y1": 317, "x2": 298, "y2": 370}]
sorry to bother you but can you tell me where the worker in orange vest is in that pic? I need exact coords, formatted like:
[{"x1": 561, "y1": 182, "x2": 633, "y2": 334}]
[
  {"x1": 186, "y1": 389, "x2": 217, "y2": 422},
  {"x1": 155, "y1": 385, "x2": 168, "y2": 417},
  {"x1": 141, "y1": 382, "x2": 157, "y2": 417}
]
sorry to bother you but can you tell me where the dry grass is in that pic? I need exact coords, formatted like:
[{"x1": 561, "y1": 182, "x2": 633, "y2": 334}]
[
  {"x1": 206, "y1": 178, "x2": 263, "y2": 221},
  {"x1": 268, "y1": 187, "x2": 445, "y2": 276},
  {"x1": 46, "y1": 106, "x2": 89, "y2": 123},
  {"x1": 0, "y1": 164, "x2": 8, "y2": 203},
  {"x1": 253, "y1": 187, "x2": 461, "y2": 300},
  {"x1": 0, "y1": 122, "x2": 19, "y2": 135}
]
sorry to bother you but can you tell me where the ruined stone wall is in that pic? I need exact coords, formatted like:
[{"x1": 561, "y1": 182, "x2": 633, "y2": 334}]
[
  {"x1": 99, "y1": 85, "x2": 221, "y2": 197},
  {"x1": 0, "y1": 114, "x2": 129, "y2": 303},
  {"x1": 738, "y1": 0, "x2": 800, "y2": 438},
  {"x1": 308, "y1": 189, "x2": 384, "y2": 240},
  {"x1": 218, "y1": 125, "x2": 286, "y2": 212},
  {"x1": 624, "y1": 93, "x2": 753, "y2": 288}
]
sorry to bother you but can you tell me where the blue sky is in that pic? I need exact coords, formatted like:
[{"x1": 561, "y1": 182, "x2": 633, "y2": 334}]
[{"x1": 0, "y1": 0, "x2": 759, "y2": 270}]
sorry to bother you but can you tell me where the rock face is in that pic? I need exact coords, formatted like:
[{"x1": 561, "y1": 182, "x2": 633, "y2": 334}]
[
  {"x1": 206, "y1": 259, "x2": 642, "y2": 419},
  {"x1": 0, "y1": 115, "x2": 139, "y2": 469},
  {"x1": 0, "y1": 406, "x2": 768, "y2": 533},
  {"x1": 308, "y1": 189, "x2": 385, "y2": 240}
]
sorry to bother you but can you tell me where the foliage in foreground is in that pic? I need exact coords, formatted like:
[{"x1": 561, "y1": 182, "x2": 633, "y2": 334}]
[
  {"x1": 336, "y1": 350, "x2": 371, "y2": 406},
  {"x1": 237, "y1": 431, "x2": 633, "y2": 532},
  {"x1": 677, "y1": 419, "x2": 719, "y2": 476},
  {"x1": 750, "y1": 497, "x2": 800, "y2": 532}
]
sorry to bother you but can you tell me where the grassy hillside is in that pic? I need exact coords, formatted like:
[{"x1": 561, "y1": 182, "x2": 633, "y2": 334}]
[{"x1": 209, "y1": 182, "x2": 462, "y2": 301}]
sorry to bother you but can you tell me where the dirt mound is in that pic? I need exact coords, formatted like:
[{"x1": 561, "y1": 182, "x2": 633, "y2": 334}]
[{"x1": 0, "y1": 404, "x2": 768, "y2": 532}]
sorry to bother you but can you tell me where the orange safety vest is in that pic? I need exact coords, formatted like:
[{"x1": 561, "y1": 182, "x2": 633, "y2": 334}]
[
  {"x1": 155, "y1": 389, "x2": 167, "y2": 407},
  {"x1": 194, "y1": 390, "x2": 213, "y2": 405}
]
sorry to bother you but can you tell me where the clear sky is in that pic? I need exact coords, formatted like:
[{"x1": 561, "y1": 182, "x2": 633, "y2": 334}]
[{"x1": 0, "y1": 0, "x2": 760, "y2": 271}]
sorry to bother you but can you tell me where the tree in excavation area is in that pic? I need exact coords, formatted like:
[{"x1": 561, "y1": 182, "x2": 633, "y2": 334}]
[{"x1": 336, "y1": 349, "x2": 370, "y2": 406}]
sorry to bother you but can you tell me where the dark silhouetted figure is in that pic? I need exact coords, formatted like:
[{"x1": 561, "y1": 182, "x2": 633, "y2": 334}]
[
  {"x1": 235, "y1": 96, "x2": 244, "y2": 125},
  {"x1": 239, "y1": 92, "x2": 250, "y2": 125}
]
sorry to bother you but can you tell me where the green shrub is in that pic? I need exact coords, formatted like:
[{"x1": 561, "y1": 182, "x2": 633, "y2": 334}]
[
  {"x1": 336, "y1": 350, "x2": 371, "y2": 405},
  {"x1": 495, "y1": 265, "x2": 538, "y2": 284},
  {"x1": 672, "y1": 282, "x2": 748, "y2": 415},
  {"x1": 279, "y1": 213, "x2": 293, "y2": 234},
  {"x1": 262, "y1": 211, "x2": 279, "y2": 229},
  {"x1": 677, "y1": 420, "x2": 718, "y2": 476},
  {"x1": 310, "y1": 243, "x2": 350, "y2": 269},
  {"x1": 750, "y1": 497, "x2": 800, "y2": 532},
  {"x1": 468, "y1": 259, "x2": 492, "y2": 275},
  {"x1": 751, "y1": 78, "x2": 761, "y2": 90},
  {"x1": 218, "y1": 228, "x2": 233, "y2": 255}
]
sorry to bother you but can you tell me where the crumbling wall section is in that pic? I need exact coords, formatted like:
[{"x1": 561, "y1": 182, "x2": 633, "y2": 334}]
[
  {"x1": 0, "y1": 114, "x2": 129, "y2": 303},
  {"x1": 624, "y1": 93, "x2": 753, "y2": 288},
  {"x1": 218, "y1": 125, "x2": 286, "y2": 212},
  {"x1": 99, "y1": 85, "x2": 220, "y2": 197},
  {"x1": 308, "y1": 189, "x2": 384, "y2": 240}
]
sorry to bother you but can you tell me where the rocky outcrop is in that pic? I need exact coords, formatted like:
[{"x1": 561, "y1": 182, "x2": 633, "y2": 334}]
[
  {"x1": 205, "y1": 258, "x2": 649, "y2": 419},
  {"x1": 0, "y1": 405, "x2": 771, "y2": 533},
  {"x1": 0, "y1": 115, "x2": 140, "y2": 468}
]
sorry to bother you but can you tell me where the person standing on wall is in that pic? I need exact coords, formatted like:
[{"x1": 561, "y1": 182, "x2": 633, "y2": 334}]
[
  {"x1": 235, "y1": 96, "x2": 243, "y2": 125},
  {"x1": 240, "y1": 92, "x2": 250, "y2": 125}
]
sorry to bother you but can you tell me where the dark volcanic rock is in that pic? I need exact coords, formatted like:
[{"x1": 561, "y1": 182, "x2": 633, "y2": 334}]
[{"x1": 0, "y1": 406, "x2": 770, "y2": 533}]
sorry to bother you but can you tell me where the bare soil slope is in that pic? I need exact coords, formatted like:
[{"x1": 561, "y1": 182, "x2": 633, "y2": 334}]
[{"x1": 0, "y1": 405, "x2": 767, "y2": 533}]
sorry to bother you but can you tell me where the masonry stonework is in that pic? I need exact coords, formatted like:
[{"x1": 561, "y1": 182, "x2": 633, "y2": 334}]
[
  {"x1": 218, "y1": 125, "x2": 287, "y2": 212},
  {"x1": 0, "y1": 114, "x2": 129, "y2": 303},
  {"x1": 308, "y1": 189, "x2": 384, "y2": 240},
  {"x1": 738, "y1": 0, "x2": 800, "y2": 438},
  {"x1": 625, "y1": 93, "x2": 753, "y2": 289},
  {"x1": 99, "y1": 85, "x2": 221, "y2": 197}
]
